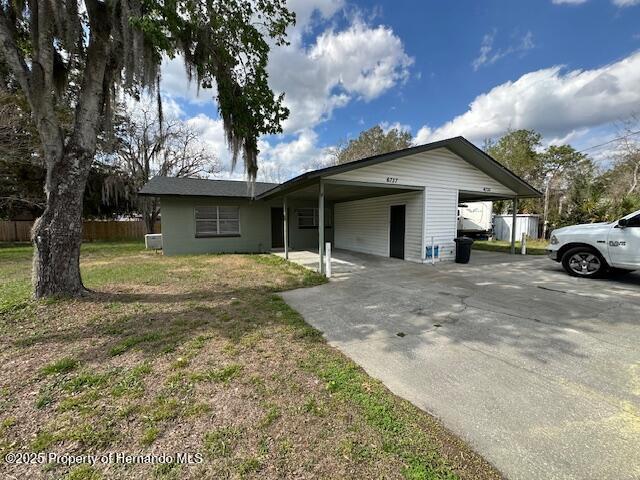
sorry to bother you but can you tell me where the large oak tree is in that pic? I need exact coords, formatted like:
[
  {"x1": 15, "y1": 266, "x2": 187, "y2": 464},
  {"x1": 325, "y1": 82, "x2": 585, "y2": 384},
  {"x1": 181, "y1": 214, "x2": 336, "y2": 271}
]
[{"x1": 0, "y1": 0, "x2": 293, "y2": 298}]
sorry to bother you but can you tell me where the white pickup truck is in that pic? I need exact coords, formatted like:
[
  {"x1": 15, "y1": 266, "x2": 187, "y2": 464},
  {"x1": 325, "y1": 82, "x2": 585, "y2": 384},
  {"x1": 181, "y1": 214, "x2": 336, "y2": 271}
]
[{"x1": 547, "y1": 209, "x2": 640, "y2": 277}]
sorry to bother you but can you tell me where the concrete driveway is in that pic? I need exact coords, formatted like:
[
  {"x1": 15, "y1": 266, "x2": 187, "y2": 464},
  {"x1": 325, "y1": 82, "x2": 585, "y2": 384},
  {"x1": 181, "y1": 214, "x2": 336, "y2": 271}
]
[{"x1": 279, "y1": 250, "x2": 640, "y2": 480}]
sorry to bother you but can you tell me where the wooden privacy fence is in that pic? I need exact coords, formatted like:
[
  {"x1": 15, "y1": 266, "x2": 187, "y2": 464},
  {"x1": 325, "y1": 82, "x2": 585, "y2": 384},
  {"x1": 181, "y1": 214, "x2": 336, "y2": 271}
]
[{"x1": 0, "y1": 220, "x2": 160, "y2": 242}]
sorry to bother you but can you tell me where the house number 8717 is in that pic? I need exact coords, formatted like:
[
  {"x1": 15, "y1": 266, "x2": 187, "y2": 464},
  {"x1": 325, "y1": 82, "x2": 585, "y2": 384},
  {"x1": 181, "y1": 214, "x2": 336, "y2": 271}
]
[{"x1": 386, "y1": 177, "x2": 398, "y2": 184}]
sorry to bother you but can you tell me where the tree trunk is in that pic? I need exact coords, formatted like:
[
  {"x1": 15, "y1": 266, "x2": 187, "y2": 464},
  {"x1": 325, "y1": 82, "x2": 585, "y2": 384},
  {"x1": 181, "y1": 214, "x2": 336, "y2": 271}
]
[
  {"x1": 141, "y1": 197, "x2": 158, "y2": 234},
  {"x1": 144, "y1": 211, "x2": 156, "y2": 235},
  {"x1": 32, "y1": 147, "x2": 93, "y2": 298}
]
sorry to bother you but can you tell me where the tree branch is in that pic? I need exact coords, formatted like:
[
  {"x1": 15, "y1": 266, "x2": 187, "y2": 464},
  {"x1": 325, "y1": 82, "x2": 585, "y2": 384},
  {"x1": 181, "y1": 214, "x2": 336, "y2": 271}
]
[
  {"x1": 71, "y1": 0, "x2": 111, "y2": 154},
  {"x1": 0, "y1": 195, "x2": 45, "y2": 208},
  {"x1": 0, "y1": 10, "x2": 32, "y2": 99},
  {"x1": 34, "y1": 0, "x2": 54, "y2": 95}
]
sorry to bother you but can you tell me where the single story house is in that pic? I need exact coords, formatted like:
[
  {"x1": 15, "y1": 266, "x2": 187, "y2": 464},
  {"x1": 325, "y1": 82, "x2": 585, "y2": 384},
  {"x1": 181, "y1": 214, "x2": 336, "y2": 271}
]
[{"x1": 139, "y1": 136, "x2": 541, "y2": 272}]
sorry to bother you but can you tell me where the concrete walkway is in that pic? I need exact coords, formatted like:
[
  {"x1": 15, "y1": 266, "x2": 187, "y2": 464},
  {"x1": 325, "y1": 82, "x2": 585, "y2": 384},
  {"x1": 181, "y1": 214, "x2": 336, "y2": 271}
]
[{"x1": 279, "y1": 249, "x2": 640, "y2": 480}]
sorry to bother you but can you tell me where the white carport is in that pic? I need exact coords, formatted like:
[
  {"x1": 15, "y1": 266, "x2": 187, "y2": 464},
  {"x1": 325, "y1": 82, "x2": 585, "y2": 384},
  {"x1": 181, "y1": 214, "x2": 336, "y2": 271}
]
[{"x1": 258, "y1": 136, "x2": 540, "y2": 274}]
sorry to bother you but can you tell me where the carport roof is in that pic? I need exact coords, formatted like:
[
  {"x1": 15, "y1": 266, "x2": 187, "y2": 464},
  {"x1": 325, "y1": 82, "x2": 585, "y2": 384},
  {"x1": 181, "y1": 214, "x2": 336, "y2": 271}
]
[{"x1": 257, "y1": 136, "x2": 542, "y2": 200}]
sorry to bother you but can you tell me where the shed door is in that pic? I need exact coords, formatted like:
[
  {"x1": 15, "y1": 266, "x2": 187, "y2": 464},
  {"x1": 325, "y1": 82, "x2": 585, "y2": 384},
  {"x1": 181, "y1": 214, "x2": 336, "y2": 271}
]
[
  {"x1": 389, "y1": 205, "x2": 405, "y2": 259},
  {"x1": 271, "y1": 207, "x2": 284, "y2": 248}
]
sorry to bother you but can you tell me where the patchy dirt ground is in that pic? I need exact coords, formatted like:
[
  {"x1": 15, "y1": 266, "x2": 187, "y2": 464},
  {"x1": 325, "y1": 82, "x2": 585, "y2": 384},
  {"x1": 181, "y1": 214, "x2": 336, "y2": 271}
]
[{"x1": 0, "y1": 243, "x2": 502, "y2": 480}]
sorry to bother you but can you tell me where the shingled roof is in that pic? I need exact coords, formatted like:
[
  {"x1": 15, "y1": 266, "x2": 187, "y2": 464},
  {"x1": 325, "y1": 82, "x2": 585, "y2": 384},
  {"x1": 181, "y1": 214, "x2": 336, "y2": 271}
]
[{"x1": 138, "y1": 177, "x2": 278, "y2": 198}]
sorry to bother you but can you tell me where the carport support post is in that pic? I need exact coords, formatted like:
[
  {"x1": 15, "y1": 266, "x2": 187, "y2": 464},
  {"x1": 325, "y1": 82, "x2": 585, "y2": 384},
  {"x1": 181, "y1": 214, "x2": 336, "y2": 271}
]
[
  {"x1": 510, "y1": 196, "x2": 518, "y2": 254},
  {"x1": 283, "y1": 196, "x2": 289, "y2": 260},
  {"x1": 318, "y1": 180, "x2": 325, "y2": 275}
]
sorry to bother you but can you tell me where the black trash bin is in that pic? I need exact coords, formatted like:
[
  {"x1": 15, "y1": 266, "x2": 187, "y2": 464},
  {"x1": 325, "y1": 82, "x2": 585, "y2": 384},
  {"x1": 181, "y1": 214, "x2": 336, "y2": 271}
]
[{"x1": 454, "y1": 237, "x2": 474, "y2": 264}]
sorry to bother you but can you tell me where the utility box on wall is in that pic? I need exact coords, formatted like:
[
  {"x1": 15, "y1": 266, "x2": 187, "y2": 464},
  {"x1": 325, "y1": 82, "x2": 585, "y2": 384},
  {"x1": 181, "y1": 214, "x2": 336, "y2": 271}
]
[
  {"x1": 425, "y1": 245, "x2": 440, "y2": 260},
  {"x1": 145, "y1": 233, "x2": 163, "y2": 250}
]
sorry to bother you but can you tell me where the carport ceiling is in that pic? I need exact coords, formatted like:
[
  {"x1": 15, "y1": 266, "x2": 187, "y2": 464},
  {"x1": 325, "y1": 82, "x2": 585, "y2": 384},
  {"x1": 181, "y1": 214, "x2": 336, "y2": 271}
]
[{"x1": 282, "y1": 181, "x2": 422, "y2": 203}]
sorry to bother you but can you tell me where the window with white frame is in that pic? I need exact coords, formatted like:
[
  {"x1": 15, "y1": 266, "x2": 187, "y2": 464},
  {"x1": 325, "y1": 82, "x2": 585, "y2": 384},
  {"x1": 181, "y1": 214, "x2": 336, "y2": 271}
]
[
  {"x1": 297, "y1": 208, "x2": 331, "y2": 229},
  {"x1": 195, "y1": 206, "x2": 240, "y2": 237}
]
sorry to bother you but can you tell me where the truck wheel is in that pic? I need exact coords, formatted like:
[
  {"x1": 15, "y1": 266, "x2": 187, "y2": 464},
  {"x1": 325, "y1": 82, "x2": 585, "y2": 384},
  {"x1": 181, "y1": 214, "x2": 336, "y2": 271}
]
[{"x1": 561, "y1": 247, "x2": 607, "y2": 278}]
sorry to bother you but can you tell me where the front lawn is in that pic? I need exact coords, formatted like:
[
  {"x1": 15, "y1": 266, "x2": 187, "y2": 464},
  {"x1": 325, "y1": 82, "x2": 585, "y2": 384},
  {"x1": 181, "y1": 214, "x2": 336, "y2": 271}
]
[
  {"x1": 472, "y1": 239, "x2": 549, "y2": 255},
  {"x1": 0, "y1": 243, "x2": 500, "y2": 480}
]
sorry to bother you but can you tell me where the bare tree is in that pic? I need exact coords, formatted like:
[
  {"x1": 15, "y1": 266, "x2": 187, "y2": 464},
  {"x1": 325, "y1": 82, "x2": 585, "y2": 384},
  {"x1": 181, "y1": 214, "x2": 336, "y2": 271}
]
[
  {"x1": 105, "y1": 101, "x2": 219, "y2": 233},
  {"x1": 618, "y1": 128, "x2": 640, "y2": 197},
  {"x1": 258, "y1": 163, "x2": 286, "y2": 183},
  {"x1": 602, "y1": 118, "x2": 640, "y2": 200},
  {"x1": 301, "y1": 156, "x2": 334, "y2": 172},
  {"x1": 0, "y1": 90, "x2": 45, "y2": 215}
]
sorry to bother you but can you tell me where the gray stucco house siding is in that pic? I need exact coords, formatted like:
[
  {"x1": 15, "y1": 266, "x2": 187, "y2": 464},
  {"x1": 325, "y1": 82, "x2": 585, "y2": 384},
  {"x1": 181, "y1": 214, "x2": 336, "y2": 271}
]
[{"x1": 160, "y1": 195, "x2": 333, "y2": 256}]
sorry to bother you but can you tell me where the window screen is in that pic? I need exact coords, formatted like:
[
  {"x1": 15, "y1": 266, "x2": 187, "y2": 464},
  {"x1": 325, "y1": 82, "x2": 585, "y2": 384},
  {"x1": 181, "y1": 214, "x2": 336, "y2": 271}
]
[
  {"x1": 298, "y1": 208, "x2": 317, "y2": 228},
  {"x1": 195, "y1": 206, "x2": 240, "y2": 237},
  {"x1": 297, "y1": 208, "x2": 331, "y2": 228}
]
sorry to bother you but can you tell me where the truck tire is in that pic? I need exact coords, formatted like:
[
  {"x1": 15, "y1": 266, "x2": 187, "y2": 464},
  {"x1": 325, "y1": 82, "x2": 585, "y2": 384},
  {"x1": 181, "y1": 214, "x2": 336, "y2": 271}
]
[{"x1": 561, "y1": 246, "x2": 608, "y2": 278}]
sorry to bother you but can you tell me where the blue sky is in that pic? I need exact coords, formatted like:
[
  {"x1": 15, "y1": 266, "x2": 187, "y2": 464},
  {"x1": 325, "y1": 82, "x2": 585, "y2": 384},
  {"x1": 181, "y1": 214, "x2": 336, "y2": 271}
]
[{"x1": 159, "y1": 0, "x2": 640, "y2": 181}]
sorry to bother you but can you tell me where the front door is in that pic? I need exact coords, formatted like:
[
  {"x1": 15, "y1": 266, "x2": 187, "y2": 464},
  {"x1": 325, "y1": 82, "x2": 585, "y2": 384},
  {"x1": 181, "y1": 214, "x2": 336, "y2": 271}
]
[
  {"x1": 389, "y1": 205, "x2": 405, "y2": 259},
  {"x1": 271, "y1": 207, "x2": 284, "y2": 248}
]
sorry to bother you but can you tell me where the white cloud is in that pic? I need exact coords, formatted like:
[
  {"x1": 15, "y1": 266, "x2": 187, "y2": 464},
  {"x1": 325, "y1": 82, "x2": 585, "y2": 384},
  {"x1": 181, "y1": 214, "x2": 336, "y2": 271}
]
[
  {"x1": 184, "y1": 114, "x2": 228, "y2": 168},
  {"x1": 472, "y1": 30, "x2": 534, "y2": 71},
  {"x1": 310, "y1": 21, "x2": 412, "y2": 100},
  {"x1": 260, "y1": 129, "x2": 333, "y2": 173},
  {"x1": 159, "y1": 56, "x2": 216, "y2": 106},
  {"x1": 122, "y1": 92, "x2": 185, "y2": 121},
  {"x1": 287, "y1": 0, "x2": 345, "y2": 36},
  {"x1": 612, "y1": 0, "x2": 640, "y2": 5},
  {"x1": 415, "y1": 51, "x2": 640, "y2": 145},
  {"x1": 269, "y1": 16, "x2": 413, "y2": 133},
  {"x1": 183, "y1": 113, "x2": 334, "y2": 180},
  {"x1": 380, "y1": 121, "x2": 412, "y2": 133}
]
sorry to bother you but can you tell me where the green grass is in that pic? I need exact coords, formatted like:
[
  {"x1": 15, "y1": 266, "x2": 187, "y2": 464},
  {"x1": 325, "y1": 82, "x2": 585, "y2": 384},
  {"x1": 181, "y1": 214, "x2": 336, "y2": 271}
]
[
  {"x1": 141, "y1": 426, "x2": 160, "y2": 446},
  {"x1": 190, "y1": 364, "x2": 243, "y2": 384},
  {"x1": 62, "y1": 371, "x2": 113, "y2": 392},
  {"x1": 111, "y1": 363, "x2": 152, "y2": 398},
  {"x1": 304, "y1": 354, "x2": 460, "y2": 480},
  {"x1": 237, "y1": 457, "x2": 261, "y2": 477},
  {"x1": 259, "y1": 404, "x2": 281, "y2": 429},
  {"x1": 203, "y1": 427, "x2": 242, "y2": 458},
  {"x1": 109, "y1": 332, "x2": 166, "y2": 356},
  {"x1": 35, "y1": 390, "x2": 54, "y2": 409},
  {"x1": 0, "y1": 242, "x2": 498, "y2": 480},
  {"x1": 473, "y1": 239, "x2": 549, "y2": 255},
  {"x1": 0, "y1": 241, "x2": 149, "y2": 315},
  {"x1": 65, "y1": 465, "x2": 102, "y2": 480},
  {"x1": 41, "y1": 357, "x2": 79, "y2": 375}
]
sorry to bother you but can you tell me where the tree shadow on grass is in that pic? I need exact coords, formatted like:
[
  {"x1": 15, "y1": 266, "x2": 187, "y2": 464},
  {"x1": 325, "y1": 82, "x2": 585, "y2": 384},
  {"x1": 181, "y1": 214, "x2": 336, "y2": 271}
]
[{"x1": 12, "y1": 287, "x2": 313, "y2": 365}]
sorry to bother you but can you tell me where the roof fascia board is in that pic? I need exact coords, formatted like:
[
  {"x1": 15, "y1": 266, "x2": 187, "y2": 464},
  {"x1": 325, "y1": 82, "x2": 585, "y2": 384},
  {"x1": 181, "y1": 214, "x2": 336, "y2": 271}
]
[{"x1": 323, "y1": 179, "x2": 424, "y2": 191}]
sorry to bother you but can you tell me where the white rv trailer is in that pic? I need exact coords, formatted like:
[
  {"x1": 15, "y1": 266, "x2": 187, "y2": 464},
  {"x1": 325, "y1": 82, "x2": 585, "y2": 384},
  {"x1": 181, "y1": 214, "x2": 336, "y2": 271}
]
[{"x1": 457, "y1": 201, "x2": 493, "y2": 238}]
